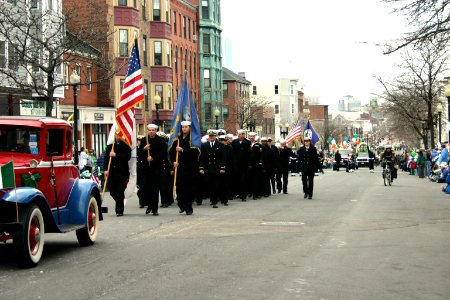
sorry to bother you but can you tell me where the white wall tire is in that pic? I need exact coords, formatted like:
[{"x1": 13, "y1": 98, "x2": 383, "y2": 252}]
[{"x1": 76, "y1": 195, "x2": 99, "y2": 246}]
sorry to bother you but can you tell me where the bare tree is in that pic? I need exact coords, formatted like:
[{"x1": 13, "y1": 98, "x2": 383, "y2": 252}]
[
  {"x1": 383, "y1": 0, "x2": 450, "y2": 53},
  {"x1": 231, "y1": 96, "x2": 273, "y2": 131},
  {"x1": 0, "y1": 1, "x2": 120, "y2": 116},
  {"x1": 378, "y1": 40, "x2": 448, "y2": 147}
]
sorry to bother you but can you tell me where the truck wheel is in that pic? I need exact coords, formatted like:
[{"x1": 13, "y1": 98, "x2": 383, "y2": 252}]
[
  {"x1": 76, "y1": 195, "x2": 99, "y2": 246},
  {"x1": 14, "y1": 205, "x2": 45, "y2": 268}
]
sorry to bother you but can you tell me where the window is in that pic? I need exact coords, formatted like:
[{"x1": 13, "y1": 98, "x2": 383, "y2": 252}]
[
  {"x1": 119, "y1": 29, "x2": 128, "y2": 57},
  {"x1": 87, "y1": 66, "x2": 92, "y2": 91},
  {"x1": 133, "y1": 0, "x2": 136, "y2": 8},
  {"x1": 173, "y1": 11, "x2": 177, "y2": 34},
  {"x1": 153, "y1": 0, "x2": 160, "y2": 21},
  {"x1": 253, "y1": 86, "x2": 257, "y2": 96},
  {"x1": 166, "y1": 42, "x2": 171, "y2": 67},
  {"x1": 174, "y1": 47, "x2": 178, "y2": 74},
  {"x1": 66, "y1": 130, "x2": 71, "y2": 155},
  {"x1": 31, "y1": 49, "x2": 39, "y2": 72},
  {"x1": 166, "y1": 0, "x2": 169, "y2": 21},
  {"x1": 144, "y1": 80, "x2": 149, "y2": 110},
  {"x1": 168, "y1": 86, "x2": 172, "y2": 110},
  {"x1": 143, "y1": 35, "x2": 148, "y2": 66},
  {"x1": 188, "y1": 18, "x2": 191, "y2": 40},
  {"x1": 64, "y1": 63, "x2": 68, "y2": 89},
  {"x1": 291, "y1": 104, "x2": 294, "y2": 114},
  {"x1": 47, "y1": 129, "x2": 64, "y2": 156},
  {"x1": 0, "y1": 41, "x2": 6, "y2": 68},
  {"x1": 205, "y1": 102, "x2": 212, "y2": 121},
  {"x1": 31, "y1": 0, "x2": 38, "y2": 8},
  {"x1": 223, "y1": 83, "x2": 228, "y2": 97},
  {"x1": 204, "y1": 69, "x2": 210, "y2": 88},
  {"x1": 142, "y1": 0, "x2": 146, "y2": 20},
  {"x1": 189, "y1": 52, "x2": 192, "y2": 78},
  {"x1": 201, "y1": 0, "x2": 209, "y2": 19},
  {"x1": 154, "y1": 41, "x2": 162, "y2": 65},
  {"x1": 223, "y1": 106, "x2": 229, "y2": 119},
  {"x1": 194, "y1": 56, "x2": 196, "y2": 78},
  {"x1": 184, "y1": 49, "x2": 187, "y2": 72},
  {"x1": 0, "y1": 126, "x2": 40, "y2": 154},
  {"x1": 274, "y1": 84, "x2": 278, "y2": 94},
  {"x1": 118, "y1": 0, "x2": 127, "y2": 6},
  {"x1": 275, "y1": 104, "x2": 279, "y2": 114},
  {"x1": 7, "y1": 43, "x2": 18, "y2": 71},
  {"x1": 203, "y1": 33, "x2": 210, "y2": 54},
  {"x1": 155, "y1": 85, "x2": 163, "y2": 109},
  {"x1": 183, "y1": 16, "x2": 186, "y2": 39},
  {"x1": 76, "y1": 65, "x2": 81, "y2": 90},
  {"x1": 290, "y1": 84, "x2": 294, "y2": 94},
  {"x1": 48, "y1": 0, "x2": 52, "y2": 10},
  {"x1": 119, "y1": 79, "x2": 125, "y2": 97}
]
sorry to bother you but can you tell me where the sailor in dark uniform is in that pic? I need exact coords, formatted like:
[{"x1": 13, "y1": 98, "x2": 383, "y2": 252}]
[
  {"x1": 297, "y1": 131, "x2": 319, "y2": 199},
  {"x1": 170, "y1": 121, "x2": 199, "y2": 215},
  {"x1": 104, "y1": 133, "x2": 131, "y2": 216},
  {"x1": 231, "y1": 129, "x2": 251, "y2": 201},
  {"x1": 199, "y1": 130, "x2": 226, "y2": 208},
  {"x1": 249, "y1": 134, "x2": 264, "y2": 199}
]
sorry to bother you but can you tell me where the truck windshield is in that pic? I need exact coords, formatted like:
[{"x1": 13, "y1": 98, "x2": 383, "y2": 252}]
[{"x1": 0, "y1": 126, "x2": 41, "y2": 154}]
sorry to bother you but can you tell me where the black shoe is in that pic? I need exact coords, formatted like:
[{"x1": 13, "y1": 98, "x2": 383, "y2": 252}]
[
  {"x1": 253, "y1": 197, "x2": 258, "y2": 200},
  {"x1": 213, "y1": 204, "x2": 218, "y2": 208},
  {"x1": 308, "y1": 195, "x2": 312, "y2": 199},
  {"x1": 179, "y1": 209, "x2": 185, "y2": 214},
  {"x1": 283, "y1": 192, "x2": 288, "y2": 194},
  {"x1": 304, "y1": 194, "x2": 308, "y2": 199},
  {"x1": 196, "y1": 202, "x2": 202, "y2": 206},
  {"x1": 186, "y1": 211, "x2": 193, "y2": 215},
  {"x1": 272, "y1": 190, "x2": 276, "y2": 194},
  {"x1": 241, "y1": 199, "x2": 246, "y2": 202},
  {"x1": 116, "y1": 213, "x2": 123, "y2": 217},
  {"x1": 278, "y1": 190, "x2": 281, "y2": 193},
  {"x1": 139, "y1": 205, "x2": 144, "y2": 208},
  {"x1": 145, "y1": 208, "x2": 151, "y2": 215},
  {"x1": 153, "y1": 212, "x2": 159, "y2": 216},
  {"x1": 224, "y1": 203, "x2": 229, "y2": 206}
]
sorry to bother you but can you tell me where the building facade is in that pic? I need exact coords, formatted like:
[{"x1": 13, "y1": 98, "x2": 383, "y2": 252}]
[{"x1": 198, "y1": 0, "x2": 223, "y2": 132}]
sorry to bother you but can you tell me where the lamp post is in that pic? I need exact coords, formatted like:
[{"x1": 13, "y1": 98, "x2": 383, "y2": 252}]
[
  {"x1": 154, "y1": 92, "x2": 161, "y2": 127},
  {"x1": 445, "y1": 84, "x2": 450, "y2": 141},
  {"x1": 214, "y1": 107, "x2": 220, "y2": 130},
  {"x1": 279, "y1": 122, "x2": 289, "y2": 138},
  {"x1": 437, "y1": 103, "x2": 443, "y2": 143},
  {"x1": 70, "y1": 70, "x2": 80, "y2": 165}
]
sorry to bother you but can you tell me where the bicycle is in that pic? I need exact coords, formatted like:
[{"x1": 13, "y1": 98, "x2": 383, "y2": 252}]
[{"x1": 382, "y1": 160, "x2": 392, "y2": 186}]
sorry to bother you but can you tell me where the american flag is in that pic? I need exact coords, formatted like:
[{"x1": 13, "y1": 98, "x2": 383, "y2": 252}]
[
  {"x1": 90, "y1": 174, "x2": 100, "y2": 187},
  {"x1": 115, "y1": 39, "x2": 144, "y2": 147},
  {"x1": 285, "y1": 120, "x2": 302, "y2": 144}
]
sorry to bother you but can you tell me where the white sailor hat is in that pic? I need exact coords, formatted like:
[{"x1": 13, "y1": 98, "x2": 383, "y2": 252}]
[
  {"x1": 226, "y1": 133, "x2": 234, "y2": 138},
  {"x1": 201, "y1": 135, "x2": 208, "y2": 143},
  {"x1": 156, "y1": 131, "x2": 166, "y2": 137},
  {"x1": 181, "y1": 120, "x2": 191, "y2": 126},
  {"x1": 147, "y1": 123, "x2": 158, "y2": 130},
  {"x1": 207, "y1": 129, "x2": 217, "y2": 136},
  {"x1": 218, "y1": 135, "x2": 226, "y2": 141},
  {"x1": 261, "y1": 137, "x2": 268, "y2": 142},
  {"x1": 237, "y1": 129, "x2": 246, "y2": 134},
  {"x1": 279, "y1": 138, "x2": 286, "y2": 143},
  {"x1": 248, "y1": 132, "x2": 257, "y2": 136}
]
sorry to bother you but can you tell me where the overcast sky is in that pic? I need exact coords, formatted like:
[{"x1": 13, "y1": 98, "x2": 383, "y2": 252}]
[{"x1": 221, "y1": 0, "x2": 410, "y2": 107}]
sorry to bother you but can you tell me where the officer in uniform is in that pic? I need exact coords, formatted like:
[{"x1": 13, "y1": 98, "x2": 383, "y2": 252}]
[
  {"x1": 170, "y1": 121, "x2": 199, "y2": 215},
  {"x1": 267, "y1": 138, "x2": 278, "y2": 194},
  {"x1": 104, "y1": 133, "x2": 131, "y2": 216},
  {"x1": 138, "y1": 124, "x2": 167, "y2": 215},
  {"x1": 260, "y1": 137, "x2": 272, "y2": 197},
  {"x1": 277, "y1": 139, "x2": 291, "y2": 194},
  {"x1": 158, "y1": 131, "x2": 173, "y2": 208},
  {"x1": 297, "y1": 130, "x2": 319, "y2": 199},
  {"x1": 249, "y1": 134, "x2": 264, "y2": 199},
  {"x1": 218, "y1": 134, "x2": 231, "y2": 206},
  {"x1": 231, "y1": 129, "x2": 251, "y2": 201},
  {"x1": 199, "y1": 130, "x2": 226, "y2": 208}
]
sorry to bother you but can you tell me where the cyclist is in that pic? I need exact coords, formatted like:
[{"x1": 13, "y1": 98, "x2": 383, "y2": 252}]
[{"x1": 380, "y1": 145, "x2": 397, "y2": 180}]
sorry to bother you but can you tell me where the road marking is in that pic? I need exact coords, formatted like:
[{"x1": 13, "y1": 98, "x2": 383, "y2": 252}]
[{"x1": 261, "y1": 221, "x2": 305, "y2": 226}]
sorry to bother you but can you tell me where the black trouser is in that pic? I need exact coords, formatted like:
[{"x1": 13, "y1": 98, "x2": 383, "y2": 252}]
[
  {"x1": 262, "y1": 171, "x2": 271, "y2": 196},
  {"x1": 233, "y1": 169, "x2": 248, "y2": 200},
  {"x1": 108, "y1": 174, "x2": 127, "y2": 214},
  {"x1": 276, "y1": 171, "x2": 288, "y2": 193},
  {"x1": 368, "y1": 159, "x2": 374, "y2": 170},
  {"x1": 205, "y1": 172, "x2": 220, "y2": 205},
  {"x1": 270, "y1": 172, "x2": 276, "y2": 193},
  {"x1": 250, "y1": 167, "x2": 261, "y2": 198},
  {"x1": 301, "y1": 170, "x2": 315, "y2": 197},
  {"x1": 144, "y1": 171, "x2": 161, "y2": 214},
  {"x1": 176, "y1": 174, "x2": 193, "y2": 213}
]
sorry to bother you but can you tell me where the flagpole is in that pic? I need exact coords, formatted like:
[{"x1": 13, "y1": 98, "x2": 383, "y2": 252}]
[
  {"x1": 102, "y1": 142, "x2": 115, "y2": 201},
  {"x1": 172, "y1": 139, "x2": 180, "y2": 200}
]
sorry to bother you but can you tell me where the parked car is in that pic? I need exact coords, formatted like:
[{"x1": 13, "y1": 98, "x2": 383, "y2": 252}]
[{"x1": 0, "y1": 117, "x2": 104, "y2": 267}]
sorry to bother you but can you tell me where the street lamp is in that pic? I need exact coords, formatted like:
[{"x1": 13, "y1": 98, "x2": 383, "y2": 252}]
[
  {"x1": 214, "y1": 107, "x2": 220, "y2": 130},
  {"x1": 154, "y1": 92, "x2": 161, "y2": 127},
  {"x1": 279, "y1": 122, "x2": 289, "y2": 138},
  {"x1": 437, "y1": 103, "x2": 443, "y2": 143},
  {"x1": 70, "y1": 70, "x2": 80, "y2": 165}
]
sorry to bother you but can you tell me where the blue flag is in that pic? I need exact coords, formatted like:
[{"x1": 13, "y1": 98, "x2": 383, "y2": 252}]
[
  {"x1": 168, "y1": 73, "x2": 201, "y2": 151},
  {"x1": 305, "y1": 120, "x2": 320, "y2": 145}
]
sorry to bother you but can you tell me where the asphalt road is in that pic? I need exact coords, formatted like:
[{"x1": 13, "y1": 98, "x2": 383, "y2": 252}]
[{"x1": 1, "y1": 168, "x2": 450, "y2": 300}]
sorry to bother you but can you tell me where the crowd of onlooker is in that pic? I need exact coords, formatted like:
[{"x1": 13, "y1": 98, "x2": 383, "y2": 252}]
[{"x1": 396, "y1": 143, "x2": 450, "y2": 193}]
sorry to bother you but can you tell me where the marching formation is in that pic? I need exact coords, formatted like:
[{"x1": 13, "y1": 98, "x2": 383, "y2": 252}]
[{"x1": 103, "y1": 124, "x2": 320, "y2": 217}]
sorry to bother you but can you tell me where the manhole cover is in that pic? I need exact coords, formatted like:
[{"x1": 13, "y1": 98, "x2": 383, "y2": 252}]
[{"x1": 261, "y1": 221, "x2": 304, "y2": 226}]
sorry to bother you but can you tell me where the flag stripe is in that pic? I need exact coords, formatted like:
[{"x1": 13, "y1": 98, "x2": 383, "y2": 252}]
[
  {"x1": 0, "y1": 161, "x2": 15, "y2": 189},
  {"x1": 115, "y1": 39, "x2": 144, "y2": 147},
  {"x1": 285, "y1": 120, "x2": 302, "y2": 144}
]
